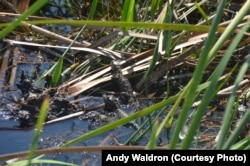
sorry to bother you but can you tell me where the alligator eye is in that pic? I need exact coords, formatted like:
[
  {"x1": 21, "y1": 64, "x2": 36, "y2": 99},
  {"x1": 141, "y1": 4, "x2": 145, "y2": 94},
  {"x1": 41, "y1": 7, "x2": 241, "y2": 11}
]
[
  {"x1": 111, "y1": 60, "x2": 121, "y2": 70},
  {"x1": 44, "y1": 74, "x2": 52, "y2": 88}
]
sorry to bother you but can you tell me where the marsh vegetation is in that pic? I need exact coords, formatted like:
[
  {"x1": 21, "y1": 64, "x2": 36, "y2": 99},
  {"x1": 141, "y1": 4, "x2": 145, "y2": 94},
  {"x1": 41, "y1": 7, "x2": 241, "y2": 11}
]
[{"x1": 0, "y1": 0, "x2": 250, "y2": 165}]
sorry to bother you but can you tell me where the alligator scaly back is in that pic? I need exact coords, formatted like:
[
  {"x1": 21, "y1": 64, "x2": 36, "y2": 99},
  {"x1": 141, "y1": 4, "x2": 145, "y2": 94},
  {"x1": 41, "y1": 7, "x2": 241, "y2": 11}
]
[{"x1": 110, "y1": 60, "x2": 140, "y2": 112}]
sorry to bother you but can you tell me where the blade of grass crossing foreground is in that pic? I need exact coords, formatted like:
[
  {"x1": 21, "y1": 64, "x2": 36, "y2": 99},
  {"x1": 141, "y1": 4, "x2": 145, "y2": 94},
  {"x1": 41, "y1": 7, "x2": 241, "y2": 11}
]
[
  {"x1": 169, "y1": 0, "x2": 227, "y2": 149},
  {"x1": 158, "y1": 72, "x2": 231, "y2": 146},
  {"x1": 225, "y1": 107, "x2": 250, "y2": 149},
  {"x1": 181, "y1": 16, "x2": 250, "y2": 149},
  {"x1": 180, "y1": 0, "x2": 250, "y2": 148},
  {"x1": 2, "y1": 20, "x2": 226, "y2": 33},
  {"x1": 220, "y1": 58, "x2": 250, "y2": 149},
  {"x1": 27, "y1": 98, "x2": 49, "y2": 165},
  {"x1": 11, "y1": 158, "x2": 77, "y2": 166},
  {"x1": 230, "y1": 137, "x2": 250, "y2": 150},
  {"x1": 212, "y1": 3, "x2": 250, "y2": 148},
  {"x1": 157, "y1": 84, "x2": 188, "y2": 139},
  {"x1": 145, "y1": 120, "x2": 159, "y2": 149},
  {"x1": 0, "y1": 0, "x2": 48, "y2": 39},
  {"x1": 207, "y1": 0, "x2": 250, "y2": 63}
]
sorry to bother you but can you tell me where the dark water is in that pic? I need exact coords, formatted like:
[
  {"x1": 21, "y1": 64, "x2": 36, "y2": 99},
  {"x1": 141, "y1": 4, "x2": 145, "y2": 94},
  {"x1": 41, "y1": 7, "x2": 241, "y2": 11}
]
[{"x1": 0, "y1": 115, "x2": 140, "y2": 164}]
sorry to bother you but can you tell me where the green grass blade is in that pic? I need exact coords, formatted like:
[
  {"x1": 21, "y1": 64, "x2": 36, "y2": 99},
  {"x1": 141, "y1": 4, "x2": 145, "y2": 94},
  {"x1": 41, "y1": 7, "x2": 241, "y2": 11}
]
[
  {"x1": 144, "y1": 36, "x2": 159, "y2": 79},
  {"x1": 0, "y1": 0, "x2": 48, "y2": 39},
  {"x1": 121, "y1": 0, "x2": 135, "y2": 22},
  {"x1": 9, "y1": 159, "x2": 77, "y2": 166},
  {"x1": 220, "y1": 57, "x2": 250, "y2": 149},
  {"x1": 169, "y1": 0, "x2": 227, "y2": 149},
  {"x1": 218, "y1": 55, "x2": 250, "y2": 149},
  {"x1": 224, "y1": 107, "x2": 250, "y2": 149},
  {"x1": 0, "y1": 20, "x2": 226, "y2": 33},
  {"x1": 162, "y1": 1, "x2": 174, "y2": 57},
  {"x1": 156, "y1": 73, "x2": 228, "y2": 146},
  {"x1": 52, "y1": 57, "x2": 63, "y2": 86},
  {"x1": 207, "y1": 0, "x2": 250, "y2": 63},
  {"x1": 88, "y1": 0, "x2": 98, "y2": 19},
  {"x1": 121, "y1": 0, "x2": 135, "y2": 31},
  {"x1": 230, "y1": 137, "x2": 250, "y2": 150},
  {"x1": 27, "y1": 98, "x2": 49, "y2": 165},
  {"x1": 181, "y1": 19, "x2": 250, "y2": 149},
  {"x1": 216, "y1": 58, "x2": 250, "y2": 149},
  {"x1": 145, "y1": 120, "x2": 159, "y2": 150},
  {"x1": 61, "y1": 95, "x2": 178, "y2": 147},
  {"x1": 150, "y1": 0, "x2": 163, "y2": 16},
  {"x1": 194, "y1": 2, "x2": 210, "y2": 25}
]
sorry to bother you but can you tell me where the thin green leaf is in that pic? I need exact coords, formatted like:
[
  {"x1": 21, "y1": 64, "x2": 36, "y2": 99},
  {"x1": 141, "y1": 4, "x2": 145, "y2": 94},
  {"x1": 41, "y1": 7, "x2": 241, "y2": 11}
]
[
  {"x1": 225, "y1": 107, "x2": 250, "y2": 149},
  {"x1": 88, "y1": 0, "x2": 98, "y2": 19},
  {"x1": 150, "y1": 0, "x2": 163, "y2": 16},
  {"x1": 0, "y1": 0, "x2": 48, "y2": 39},
  {"x1": 169, "y1": 0, "x2": 227, "y2": 149},
  {"x1": 52, "y1": 57, "x2": 63, "y2": 86},
  {"x1": 27, "y1": 98, "x2": 49, "y2": 165},
  {"x1": 121, "y1": 0, "x2": 135, "y2": 22},
  {"x1": 194, "y1": 2, "x2": 210, "y2": 25},
  {"x1": 61, "y1": 95, "x2": 178, "y2": 147},
  {"x1": 2, "y1": 20, "x2": 227, "y2": 33},
  {"x1": 230, "y1": 137, "x2": 250, "y2": 150},
  {"x1": 182, "y1": 5, "x2": 250, "y2": 149},
  {"x1": 9, "y1": 159, "x2": 77, "y2": 166},
  {"x1": 145, "y1": 120, "x2": 159, "y2": 149},
  {"x1": 121, "y1": 0, "x2": 135, "y2": 30}
]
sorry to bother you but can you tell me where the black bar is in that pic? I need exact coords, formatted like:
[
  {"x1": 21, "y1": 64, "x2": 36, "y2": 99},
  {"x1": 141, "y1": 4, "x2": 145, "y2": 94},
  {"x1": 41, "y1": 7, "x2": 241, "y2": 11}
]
[{"x1": 102, "y1": 150, "x2": 249, "y2": 165}]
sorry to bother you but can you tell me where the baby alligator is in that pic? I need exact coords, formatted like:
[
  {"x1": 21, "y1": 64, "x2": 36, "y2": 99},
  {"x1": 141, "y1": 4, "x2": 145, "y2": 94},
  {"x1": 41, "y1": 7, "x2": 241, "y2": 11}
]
[
  {"x1": 110, "y1": 60, "x2": 140, "y2": 112},
  {"x1": 101, "y1": 60, "x2": 142, "y2": 130},
  {"x1": 102, "y1": 94, "x2": 139, "y2": 130}
]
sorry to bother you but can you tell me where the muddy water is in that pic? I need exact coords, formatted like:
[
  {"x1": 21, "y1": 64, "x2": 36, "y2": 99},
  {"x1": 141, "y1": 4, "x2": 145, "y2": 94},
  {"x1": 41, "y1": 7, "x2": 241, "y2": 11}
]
[
  {"x1": 0, "y1": 1, "x2": 126, "y2": 164},
  {"x1": 0, "y1": 112, "x2": 140, "y2": 164}
]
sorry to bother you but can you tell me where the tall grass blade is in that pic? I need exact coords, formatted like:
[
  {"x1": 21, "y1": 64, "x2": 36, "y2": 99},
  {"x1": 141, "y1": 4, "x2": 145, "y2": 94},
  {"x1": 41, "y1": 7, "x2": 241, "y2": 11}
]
[
  {"x1": 150, "y1": 0, "x2": 163, "y2": 16},
  {"x1": 10, "y1": 158, "x2": 77, "y2": 166},
  {"x1": 162, "y1": 1, "x2": 173, "y2": 57},
  {"x1": 169, "y1": 0, "x2": 227, "y2": 149},
  {"x1": 145, "y1": 120, "x2": 159, "y2": 150},
  {"x1": 0, "y1": 0, "x2": 48, "y2": 39},
  {"x1": 207, "y1": 0, "x2": 250, "y2": 63},
  {"x1": 27, "y1": 98, "x2": 49, "y2": 165},
  {"x1": 194, "y1": 2, "x2": 210, "y2": 25},
  {"x1": 230, "y1": 137, "x2": 250, "y2": 150},
  {"x1": 88, "y1": 0, "x2": 98, "y2": 19},
  {"x1": 218, "y1": 55, "x2": 250, "y2": 149},
  {"x1": 4, "y1": 20, "x2": 226, "y2": 33},
  {"x1": 52, "y1": 57, "x2": 63, "y2": 86},
  {"x1": 224, "y1": 107, "x2": 250, "y2": 149},
  {"x1": 121, "y1": 0, "x2": 135, "y2": 22},
  {"x1": 181, "y1": 16, "x2": 250, "y2": 149}
]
